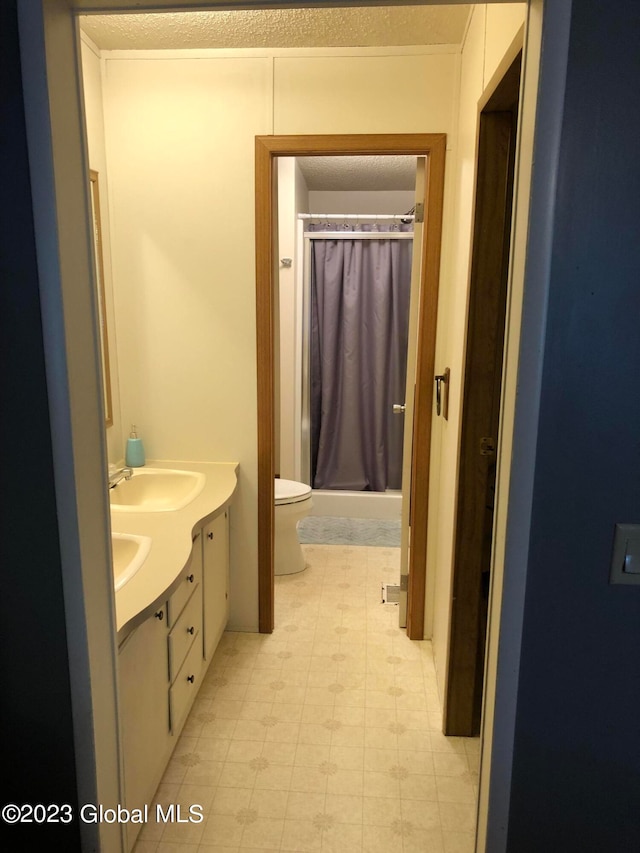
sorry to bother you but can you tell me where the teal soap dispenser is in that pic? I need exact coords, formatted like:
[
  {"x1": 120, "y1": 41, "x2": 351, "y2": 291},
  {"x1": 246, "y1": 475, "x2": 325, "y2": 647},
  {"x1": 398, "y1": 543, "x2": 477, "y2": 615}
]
[{"x1": 125, "y1": 424, "x2": 145, "y2": 468}]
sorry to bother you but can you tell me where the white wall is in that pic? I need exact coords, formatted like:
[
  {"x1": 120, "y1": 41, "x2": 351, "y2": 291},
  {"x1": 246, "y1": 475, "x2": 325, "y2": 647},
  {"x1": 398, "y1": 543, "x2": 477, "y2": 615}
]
[
  {"x1": 485, "y1": 3, "x2": 528, "y2": 83},
  {"x1": 274, "y1": 51, "x2": 458, "y2": 134},
  {"x1": 429, "y1": 5, "x2": 527, "y2": 697},
  {"x1": 307, "y1": 190, "x2": 415, "y2": 215},
  {"x1": 80, "y1": 35, "x2": 122, "y2": 465},
  {"x1": 277, "y1": 158, "x2": 309, "y2": 481},
  {"x1": 96, "y1": 45, "x2": 458, "y2": 631},
  {"x1": 293, "y1": 162, "x2": 310, "y2": 483},
  {"x1": 102, "y1": 55, "x2": 272, "y2": 630}
]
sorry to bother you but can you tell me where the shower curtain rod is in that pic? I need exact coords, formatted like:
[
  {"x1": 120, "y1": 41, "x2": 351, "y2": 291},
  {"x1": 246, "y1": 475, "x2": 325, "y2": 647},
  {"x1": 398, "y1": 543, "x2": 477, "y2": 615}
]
[{"x1": 298, "y1": 213, "x2": 414, "y2": 221}]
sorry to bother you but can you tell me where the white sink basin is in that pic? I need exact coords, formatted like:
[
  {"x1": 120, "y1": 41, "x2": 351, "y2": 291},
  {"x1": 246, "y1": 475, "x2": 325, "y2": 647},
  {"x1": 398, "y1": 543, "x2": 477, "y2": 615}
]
[
  {"x1": 109, "y1": 468, "x2": 205, "y2": 512},
  {"x1": 112, "y1": 532, "x2": 152, "y2": 591}
]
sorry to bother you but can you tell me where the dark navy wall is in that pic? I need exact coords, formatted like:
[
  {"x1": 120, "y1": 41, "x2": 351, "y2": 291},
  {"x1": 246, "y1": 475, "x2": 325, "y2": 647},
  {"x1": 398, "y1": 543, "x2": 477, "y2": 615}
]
[
  {"x1": 507, "y1": 1, "x2": 640, "y2": 850},
  {"x1": 0, "y1": 2, "x2": 81, "y2": 849}
]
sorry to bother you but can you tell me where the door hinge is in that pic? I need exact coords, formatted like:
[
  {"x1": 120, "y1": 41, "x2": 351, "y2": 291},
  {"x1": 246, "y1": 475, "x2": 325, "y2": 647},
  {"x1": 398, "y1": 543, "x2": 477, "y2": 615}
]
[
  {"x1": 400, "y1": 574, "x2": 409, "y2": 592},
  {"x1": 414, "y1": 202, "x2": 425, "y2": 223}
]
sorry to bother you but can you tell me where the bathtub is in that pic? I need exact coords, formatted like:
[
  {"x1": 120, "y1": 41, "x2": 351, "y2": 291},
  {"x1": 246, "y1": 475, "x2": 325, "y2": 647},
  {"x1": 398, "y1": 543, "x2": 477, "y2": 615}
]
[{"x1": 310, "y1": 489, "x2": 402, "y2": 520}]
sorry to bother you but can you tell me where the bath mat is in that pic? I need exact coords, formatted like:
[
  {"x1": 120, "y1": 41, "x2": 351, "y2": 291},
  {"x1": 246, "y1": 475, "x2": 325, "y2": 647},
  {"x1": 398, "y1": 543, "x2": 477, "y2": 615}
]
[{"x1": 298, "y1": 516, "x2": 401, "y2": 547}]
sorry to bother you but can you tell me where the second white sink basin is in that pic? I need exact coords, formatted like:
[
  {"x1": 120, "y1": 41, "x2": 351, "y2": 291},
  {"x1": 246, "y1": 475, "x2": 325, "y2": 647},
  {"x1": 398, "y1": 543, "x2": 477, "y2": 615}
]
[
  {"x1": 112, "y1": 532, "x2": 152, "y2": 590},
  {"x1": 109, "y1": 467, "x2": 205, "y2": 512}
]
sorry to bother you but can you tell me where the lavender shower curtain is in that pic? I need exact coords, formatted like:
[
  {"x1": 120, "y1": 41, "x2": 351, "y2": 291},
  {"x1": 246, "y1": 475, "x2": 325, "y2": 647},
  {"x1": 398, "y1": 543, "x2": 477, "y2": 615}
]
[{"x1": 310, "y1": 223, "x2": 413, "y2": 491}]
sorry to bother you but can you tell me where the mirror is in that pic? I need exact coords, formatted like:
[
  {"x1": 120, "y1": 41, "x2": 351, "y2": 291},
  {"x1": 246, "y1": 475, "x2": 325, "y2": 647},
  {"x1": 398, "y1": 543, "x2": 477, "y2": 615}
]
[{"x1": 89, "y1": 169, "x2": 113, "y2": 426}]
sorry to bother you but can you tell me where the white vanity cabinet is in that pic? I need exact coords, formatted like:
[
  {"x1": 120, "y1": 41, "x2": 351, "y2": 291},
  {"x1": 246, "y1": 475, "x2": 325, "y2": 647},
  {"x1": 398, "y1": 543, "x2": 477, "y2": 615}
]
[
  {"x1": 202, "y1": 510, "x2": 230, "y2": 661},
  {"x1": 118, "y1": 517, "x2": 231, "y2": 849},
  {"x1": 118, "y1": 604, "x2": 170, "y2": 851},
  {"x1": 114, "y1": 462, "x2": 237, "y2": 851},
  {"x1": 119, "y1": 535, "x2": 206, "y2": 850}
]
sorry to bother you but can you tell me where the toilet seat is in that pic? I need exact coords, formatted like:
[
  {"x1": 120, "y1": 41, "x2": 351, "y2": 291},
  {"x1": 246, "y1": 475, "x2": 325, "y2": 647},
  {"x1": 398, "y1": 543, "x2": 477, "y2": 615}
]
[{"x1": 275, "y1": 478, "x2": 312, "y2": 506}]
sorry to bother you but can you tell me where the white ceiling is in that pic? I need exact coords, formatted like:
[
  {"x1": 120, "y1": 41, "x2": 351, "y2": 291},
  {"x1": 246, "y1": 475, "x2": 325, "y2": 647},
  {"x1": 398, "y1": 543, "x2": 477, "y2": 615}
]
[
  {"x1": 297, "y1": 155, "x2": 417, "y2": 191},
  {"x1": 80, "y1": 6, "x2": 471, "y2": 51}
]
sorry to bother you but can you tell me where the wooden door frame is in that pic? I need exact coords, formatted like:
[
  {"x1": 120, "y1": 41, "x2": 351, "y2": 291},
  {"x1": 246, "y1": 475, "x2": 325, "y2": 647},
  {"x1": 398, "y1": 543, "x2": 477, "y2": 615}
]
[
  {"x1": 255, "y1": 133, "x2": 446, "y2": 635},
  {"x1": 444, "y1": 56, "x2": 522, "y2": 735}
]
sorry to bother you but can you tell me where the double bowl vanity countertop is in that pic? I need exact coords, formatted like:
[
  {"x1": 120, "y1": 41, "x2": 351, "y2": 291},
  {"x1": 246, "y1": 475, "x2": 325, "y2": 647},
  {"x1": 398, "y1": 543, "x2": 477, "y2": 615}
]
[{"x1": 111, "y1": 459, "x2": 238, "y2": 640}]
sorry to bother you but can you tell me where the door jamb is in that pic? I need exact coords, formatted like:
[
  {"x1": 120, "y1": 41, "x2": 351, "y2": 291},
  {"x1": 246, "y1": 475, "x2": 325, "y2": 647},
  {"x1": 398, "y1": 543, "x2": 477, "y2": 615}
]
[
  {"x1": 255, "y1": 134, "x2": 446, "y2": 636},
  {"x1": 443, "y1": 54, "x2": 522, "y2": 738}
]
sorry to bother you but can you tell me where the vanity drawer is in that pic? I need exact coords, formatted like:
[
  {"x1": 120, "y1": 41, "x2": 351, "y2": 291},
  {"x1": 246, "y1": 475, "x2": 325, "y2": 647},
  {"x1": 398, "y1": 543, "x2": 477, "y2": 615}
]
[
  {"x1": 167, "y1": 532, "x2": 203, "y2": 627},
  {"x1": 169, "y1": 633, "x2": 203, "y2": 734},
  {"x1": 168, "y1": 583, "x2": 202, "y2": 683}
]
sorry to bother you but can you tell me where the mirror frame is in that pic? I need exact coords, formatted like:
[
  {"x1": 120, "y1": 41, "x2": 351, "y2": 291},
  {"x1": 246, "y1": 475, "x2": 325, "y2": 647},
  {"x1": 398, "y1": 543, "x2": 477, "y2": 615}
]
[{"x1": 89, "y1": 169, "x2": 113, "y2": 427}]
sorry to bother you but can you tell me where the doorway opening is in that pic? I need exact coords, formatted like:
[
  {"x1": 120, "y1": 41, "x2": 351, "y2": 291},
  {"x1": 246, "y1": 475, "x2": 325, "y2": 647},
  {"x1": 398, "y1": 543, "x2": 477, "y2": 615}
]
[
  {"x1": 275, "y1": 154, "x2": 415, "y2": 617},
  {"x1": 281, "y1": 156, "x2": 415, "y2": 494},
  {"x1": 255, "y1": 135, "x2": 447, "y2": 638},
  {"x1": 444, "y1": 53, "x2": 522, "y2": 736}
]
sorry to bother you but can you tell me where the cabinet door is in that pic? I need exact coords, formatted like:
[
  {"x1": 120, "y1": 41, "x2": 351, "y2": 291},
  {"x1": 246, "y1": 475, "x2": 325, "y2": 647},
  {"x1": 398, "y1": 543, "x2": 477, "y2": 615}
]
[
  {"x1": 118, "y1": 606, "x2": 170, "y2": 850},
  {"x1": 202, "y1": 510, "x2": 229, "y2": 661}
]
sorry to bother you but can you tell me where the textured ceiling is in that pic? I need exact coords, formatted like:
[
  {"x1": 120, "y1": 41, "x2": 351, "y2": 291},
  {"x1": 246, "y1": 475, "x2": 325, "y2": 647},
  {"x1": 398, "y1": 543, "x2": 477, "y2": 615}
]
[
  {"x1": 297, "y1": 155, "x2": 417, "y2": 191},
  {"x1": 80, "y1": 6, "x2": 471, "y2": 50}
]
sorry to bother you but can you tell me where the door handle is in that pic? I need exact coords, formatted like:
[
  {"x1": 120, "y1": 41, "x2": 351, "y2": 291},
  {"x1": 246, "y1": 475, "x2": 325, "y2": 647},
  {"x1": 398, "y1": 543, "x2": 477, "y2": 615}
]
[
  {"x1": 434, "y1": 368, "x2": 450, "y2": 418},
  {"x1": 393, "y1": 404, "x2": 406, "y2": 414}
]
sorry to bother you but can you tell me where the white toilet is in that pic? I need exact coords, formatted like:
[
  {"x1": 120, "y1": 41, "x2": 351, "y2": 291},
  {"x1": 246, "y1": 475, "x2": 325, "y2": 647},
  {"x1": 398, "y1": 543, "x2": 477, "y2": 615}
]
[{"x1": 274, "y1": 478, "x2": 313, "y2": 575}]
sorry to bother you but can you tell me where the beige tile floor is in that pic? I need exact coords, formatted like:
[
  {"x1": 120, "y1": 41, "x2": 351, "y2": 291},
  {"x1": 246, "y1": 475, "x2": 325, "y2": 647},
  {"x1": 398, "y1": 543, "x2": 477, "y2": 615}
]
[{"x1": 134, "y1": 544, "x2": 478, "y2": 853}]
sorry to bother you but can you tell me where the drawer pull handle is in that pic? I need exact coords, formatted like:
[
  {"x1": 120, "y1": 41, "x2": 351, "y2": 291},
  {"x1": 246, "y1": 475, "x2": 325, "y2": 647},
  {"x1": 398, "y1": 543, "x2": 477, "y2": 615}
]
[
  {"x1": 207, "y1": 532, "x2": 214, "y2": 540},
  {"x1": 187, "y1": 626, "x2": 195, "y2": 635},
  {"x1": 186, "y1": 573, "x2": 194, "y2": 583},
  {"x1": 187, "y1": 674, "x2": 195, "y2": 683},
  {"x1": 154, "y1": 610, "x2": 164, "y2": 621}
]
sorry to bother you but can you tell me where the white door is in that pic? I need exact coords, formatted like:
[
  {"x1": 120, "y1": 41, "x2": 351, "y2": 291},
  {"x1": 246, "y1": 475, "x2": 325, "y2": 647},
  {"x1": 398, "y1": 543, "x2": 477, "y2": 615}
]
[{"x1": 398, "y1": 157, "x2": 426, "y2": 627}]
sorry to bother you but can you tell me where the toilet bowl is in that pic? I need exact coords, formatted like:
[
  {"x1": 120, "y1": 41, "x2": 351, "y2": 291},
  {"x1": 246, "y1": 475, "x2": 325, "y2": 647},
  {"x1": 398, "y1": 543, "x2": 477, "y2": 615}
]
[{"x1": 274, "y1": 479, "x2": 312, "y2": 576}]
